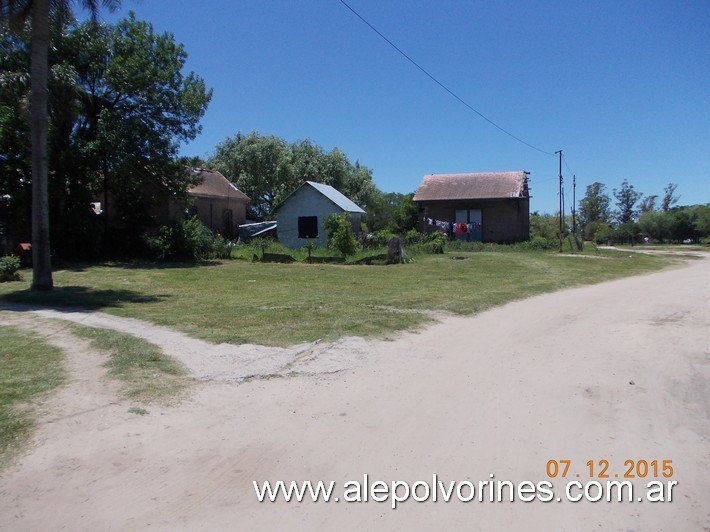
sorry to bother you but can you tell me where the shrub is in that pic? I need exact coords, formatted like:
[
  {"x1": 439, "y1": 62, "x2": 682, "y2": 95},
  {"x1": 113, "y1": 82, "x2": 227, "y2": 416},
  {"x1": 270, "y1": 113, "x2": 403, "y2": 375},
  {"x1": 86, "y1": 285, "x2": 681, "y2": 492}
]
[
  {"x1": 0, "y1": 255, "x2": 21, "y2": 282},
  {"x1": 364, "y1": 229, "x2": 396, "y2": 249},
  {"x1": 211, "y1": 235, "x2": 235, "y2": 260},
  {"x1": 145, "y1": 217, "x2": 226, "y2": 261},
  {"x1": 515, "y1": 236, "x2": 558, "y2": 251},
  {"x1": 324, "y1": 213, "x2": 359, "y2": 257},
  {"x1": 421, "y1": 231, "x2": 447, "y2": 253}
]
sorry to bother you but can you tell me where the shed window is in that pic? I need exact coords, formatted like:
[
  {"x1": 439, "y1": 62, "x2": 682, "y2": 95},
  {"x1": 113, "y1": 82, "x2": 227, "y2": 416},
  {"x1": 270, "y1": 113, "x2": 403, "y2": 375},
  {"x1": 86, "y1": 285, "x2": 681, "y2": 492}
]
[{"x1": 298, "y1": 216, "x2": 318, "y2": 238}]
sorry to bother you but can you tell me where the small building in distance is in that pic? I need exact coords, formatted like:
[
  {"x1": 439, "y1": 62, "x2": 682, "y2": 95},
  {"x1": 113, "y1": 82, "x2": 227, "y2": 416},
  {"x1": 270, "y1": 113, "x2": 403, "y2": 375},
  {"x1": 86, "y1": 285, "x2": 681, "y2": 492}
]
[
  {"x1": 182, "y1": 168, "x2": 250, "y2": 238},
  {"x1": 276, "y1": 181, "x2": 365, "y2": 249},
  {"x1": 413, "y1": 171, "x2": 530, "y2": 243}
]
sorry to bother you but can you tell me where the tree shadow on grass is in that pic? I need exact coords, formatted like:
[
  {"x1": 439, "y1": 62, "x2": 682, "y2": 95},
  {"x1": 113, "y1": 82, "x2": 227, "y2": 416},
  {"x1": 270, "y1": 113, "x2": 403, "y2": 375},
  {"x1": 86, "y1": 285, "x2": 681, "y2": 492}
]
[
  {"x1": 53, "y1": 260, "x2": 223, "y2": 271},
  {"x1": 114, "y1": 260, "x2": 222, "y2": 270},
  {"x1": 0, "y1": 286, "x2": 168, "y2": 311}
]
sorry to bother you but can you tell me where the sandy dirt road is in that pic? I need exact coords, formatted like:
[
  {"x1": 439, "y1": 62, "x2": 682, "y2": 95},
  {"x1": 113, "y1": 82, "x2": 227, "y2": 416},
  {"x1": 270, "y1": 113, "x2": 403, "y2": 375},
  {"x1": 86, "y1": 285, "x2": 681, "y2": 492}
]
[{"x1": 0, "y1": 254, "x2": 708, "y2": 531}]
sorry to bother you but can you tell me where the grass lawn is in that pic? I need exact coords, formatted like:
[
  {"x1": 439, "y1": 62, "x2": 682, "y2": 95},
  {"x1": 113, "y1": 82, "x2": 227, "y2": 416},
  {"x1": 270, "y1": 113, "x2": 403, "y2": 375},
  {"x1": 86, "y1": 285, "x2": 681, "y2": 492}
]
[
  {"x1": 0, "y1": 248, "x2": 677, "y2": 346},
  {"x1": 0, "y1": 326, "x2": 65, "y2": 466}
]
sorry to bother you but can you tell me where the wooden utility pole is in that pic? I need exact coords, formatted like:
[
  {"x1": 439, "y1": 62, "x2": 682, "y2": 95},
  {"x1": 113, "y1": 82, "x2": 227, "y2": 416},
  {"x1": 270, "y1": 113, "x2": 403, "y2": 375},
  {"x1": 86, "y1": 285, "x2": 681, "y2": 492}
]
[
  {"x1": 556, "y1": 150, "x2": 563, "y2": 252},
  {"x1": 572, "y1": 174, "x2": 577, "y2": 236}
]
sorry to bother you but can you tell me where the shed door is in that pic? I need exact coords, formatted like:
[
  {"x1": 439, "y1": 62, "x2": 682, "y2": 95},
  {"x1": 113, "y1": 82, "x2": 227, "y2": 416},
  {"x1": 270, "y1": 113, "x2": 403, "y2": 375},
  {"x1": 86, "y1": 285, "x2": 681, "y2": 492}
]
[
  {"x1": 454, "y1": 209, "x2": 482, "y2": 242},
  {"x1": 223, "y1": 209, "x2": 233, "y2": 238}
]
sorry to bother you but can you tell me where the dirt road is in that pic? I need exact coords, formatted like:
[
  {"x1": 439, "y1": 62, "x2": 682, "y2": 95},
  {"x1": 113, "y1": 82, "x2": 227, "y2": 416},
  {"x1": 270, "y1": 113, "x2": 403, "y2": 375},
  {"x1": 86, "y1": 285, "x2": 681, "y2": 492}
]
[{"x1": 1, "y1": 254, "x2": 708, "y2": 531}]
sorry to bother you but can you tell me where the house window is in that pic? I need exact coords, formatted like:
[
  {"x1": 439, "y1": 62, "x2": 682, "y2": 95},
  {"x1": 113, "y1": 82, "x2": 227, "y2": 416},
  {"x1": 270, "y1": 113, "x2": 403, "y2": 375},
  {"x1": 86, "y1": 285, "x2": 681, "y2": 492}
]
[{"x1": 298, "y1": 216, "x2": 318, "y2": 238}]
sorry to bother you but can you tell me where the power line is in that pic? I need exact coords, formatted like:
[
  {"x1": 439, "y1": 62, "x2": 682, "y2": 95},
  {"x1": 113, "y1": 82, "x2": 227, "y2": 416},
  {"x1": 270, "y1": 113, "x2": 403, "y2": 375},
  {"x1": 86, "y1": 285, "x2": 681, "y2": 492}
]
[
  {"x1": 338, "y1": 0, "x2": 556, "y2": 157},
  {"x1": 563, "y1": 154, "x2": 574, "y2": 177},
  {"x1": 529, "y1": 175, "x2": 559, "y2": 185}
]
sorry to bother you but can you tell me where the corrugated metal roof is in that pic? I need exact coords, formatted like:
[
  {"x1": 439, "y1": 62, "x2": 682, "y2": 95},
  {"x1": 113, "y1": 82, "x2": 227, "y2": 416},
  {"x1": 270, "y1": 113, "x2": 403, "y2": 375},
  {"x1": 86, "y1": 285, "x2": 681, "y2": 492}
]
[
  {"x1": 413, "y1": 171, "x2": 528, "y2": 201},
  {"x1": 188, "y1": 168, "x2": 250, "y2": 201},
  {"x1": 305, "y1": 181, "x2": 365, "y2": 213}
]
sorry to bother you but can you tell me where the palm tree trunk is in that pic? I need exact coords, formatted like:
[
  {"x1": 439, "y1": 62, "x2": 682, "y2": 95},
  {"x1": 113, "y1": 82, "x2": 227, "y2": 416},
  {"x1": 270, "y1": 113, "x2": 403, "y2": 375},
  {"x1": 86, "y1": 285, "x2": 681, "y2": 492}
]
[{"x1": 30, "y1": 0, "x2": 53, "y2": 290}]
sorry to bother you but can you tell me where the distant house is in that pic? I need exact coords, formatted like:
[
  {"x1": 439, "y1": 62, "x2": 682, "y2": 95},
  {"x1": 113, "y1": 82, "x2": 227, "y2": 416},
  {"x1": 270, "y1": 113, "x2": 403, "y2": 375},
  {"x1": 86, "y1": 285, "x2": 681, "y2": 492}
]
[
  {"x1": 181, "y1": 168, "x2": 250, "y2": 238},
  {"x1": 413, "y1": 171, "x2": 530, "y2": 243},
  {"x1": 275, "y1": 181, "x2": 365, "y2": 249},
  {"x1": 96, "y1": 167, "x2": 249, "y2": 239}
]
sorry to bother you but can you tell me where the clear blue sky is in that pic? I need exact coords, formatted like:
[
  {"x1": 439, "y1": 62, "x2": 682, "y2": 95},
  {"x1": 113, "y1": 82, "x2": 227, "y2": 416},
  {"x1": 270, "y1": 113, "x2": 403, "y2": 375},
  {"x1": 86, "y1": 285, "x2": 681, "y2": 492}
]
[{"x1": 100, "y1": 0, "x2": 709, "y2": 214}]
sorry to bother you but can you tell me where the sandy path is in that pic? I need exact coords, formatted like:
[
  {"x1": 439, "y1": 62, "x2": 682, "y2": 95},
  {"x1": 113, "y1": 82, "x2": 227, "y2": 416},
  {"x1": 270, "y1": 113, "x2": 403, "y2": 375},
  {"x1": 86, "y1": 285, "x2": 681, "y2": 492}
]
[
  {"x1": 0, "y1": 254, "x2": 708, "y2": 531},
  {"x1": 0, "y1": 306, "x2": 377, "y2": 382}
]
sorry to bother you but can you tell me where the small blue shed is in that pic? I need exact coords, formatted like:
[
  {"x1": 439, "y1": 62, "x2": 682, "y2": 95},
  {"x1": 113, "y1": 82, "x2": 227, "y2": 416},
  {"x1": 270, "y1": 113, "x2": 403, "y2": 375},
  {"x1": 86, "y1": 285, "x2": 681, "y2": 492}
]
[{"x1": 275, "y1": 181, "x2": 365, "y2": 249}]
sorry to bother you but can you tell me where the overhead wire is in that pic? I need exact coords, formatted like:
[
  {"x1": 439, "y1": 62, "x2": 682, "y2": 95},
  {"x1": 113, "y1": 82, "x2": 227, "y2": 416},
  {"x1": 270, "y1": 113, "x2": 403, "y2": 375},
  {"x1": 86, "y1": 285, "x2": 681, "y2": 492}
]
[
  {"x1": 338, "y1": 0, "x2": 556, "y2": 157},
  {"x1": 563, "y1": 154, "x2": 574, "y2": 176}
]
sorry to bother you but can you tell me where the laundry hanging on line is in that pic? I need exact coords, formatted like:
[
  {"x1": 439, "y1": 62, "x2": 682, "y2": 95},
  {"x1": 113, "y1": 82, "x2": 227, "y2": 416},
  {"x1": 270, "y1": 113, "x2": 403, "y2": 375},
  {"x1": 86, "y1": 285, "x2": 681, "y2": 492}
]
[{"x1": 423, "y1": 217, "x2": 482, "y2": 235}]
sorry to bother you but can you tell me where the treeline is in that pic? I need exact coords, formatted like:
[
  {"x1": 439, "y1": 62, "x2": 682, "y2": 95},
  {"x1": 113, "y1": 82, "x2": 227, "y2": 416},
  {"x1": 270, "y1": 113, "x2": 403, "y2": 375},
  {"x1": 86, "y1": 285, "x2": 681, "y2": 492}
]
[{"x1": 531, "y1": 180, "x2": 710, "y2": 244}]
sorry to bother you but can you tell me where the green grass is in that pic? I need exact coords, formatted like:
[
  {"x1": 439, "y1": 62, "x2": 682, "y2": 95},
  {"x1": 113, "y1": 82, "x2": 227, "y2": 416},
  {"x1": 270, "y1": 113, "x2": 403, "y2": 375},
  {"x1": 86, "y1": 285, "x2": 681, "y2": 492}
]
[
  {"x1": 73, "y1": 327, "x2": 190, "y2": 404},
  {"x1": 0, "y1": 248, "x2": 679, "y2": 347},
  {"x1": 0, "y1": 326, "x2": 65, "y2": 466}
]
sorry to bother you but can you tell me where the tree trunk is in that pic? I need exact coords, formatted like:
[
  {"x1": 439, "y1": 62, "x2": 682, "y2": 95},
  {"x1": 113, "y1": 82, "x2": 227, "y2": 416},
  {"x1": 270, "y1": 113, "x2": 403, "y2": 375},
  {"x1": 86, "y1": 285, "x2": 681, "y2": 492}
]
[{"x1": 30, "y1": 0, "x2": 53, "y2": 290}]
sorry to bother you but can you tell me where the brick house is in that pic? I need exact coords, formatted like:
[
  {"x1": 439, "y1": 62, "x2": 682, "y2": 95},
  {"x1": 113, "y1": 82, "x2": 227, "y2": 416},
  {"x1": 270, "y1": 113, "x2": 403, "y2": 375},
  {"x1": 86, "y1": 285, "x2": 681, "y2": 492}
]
[
  {"x1": 181, "y1": 168, "x2": 250, "y2": 238},
  {"x1": 413, "y1": 171, "x2": 530, "y2": 243}
]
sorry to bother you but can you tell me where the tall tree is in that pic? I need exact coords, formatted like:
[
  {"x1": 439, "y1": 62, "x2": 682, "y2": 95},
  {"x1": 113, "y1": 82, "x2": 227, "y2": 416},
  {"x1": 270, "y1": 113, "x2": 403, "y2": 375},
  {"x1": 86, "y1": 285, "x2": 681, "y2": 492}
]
[
  {"x1": 638, "y1": 210, "x2": 673, "y2": 242},
  {"x1": 1, "y1": 12, "x2": 212, "y2": 257},
  {"x1": 1, "y1": 0, "x2": 119, "y2": 290},
  {"x1": 613, "y1": 179, "x2": 642, "y2": 224},
  {"x1": 661, "y1": 183, "x2": 679, "y2": 212},
  {"x1": 638, "y1": 194, "x2": 658, "y2": 214},
  {"x1": 211, "y1": 132, "x2": 297, "y2": 219},
  {"x1": 577, "y1": 182, "x2": 611, "y2": 229},
  {"x1": 210, "y1": 131, "x2": 382, "y2": 220}
]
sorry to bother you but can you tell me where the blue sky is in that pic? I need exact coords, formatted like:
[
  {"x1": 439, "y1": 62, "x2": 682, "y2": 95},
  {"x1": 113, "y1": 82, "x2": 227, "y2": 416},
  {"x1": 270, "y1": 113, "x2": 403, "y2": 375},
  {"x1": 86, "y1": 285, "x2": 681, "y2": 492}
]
[{"x1": 101, "y1": 0, "x2": 709, "y2": 214}]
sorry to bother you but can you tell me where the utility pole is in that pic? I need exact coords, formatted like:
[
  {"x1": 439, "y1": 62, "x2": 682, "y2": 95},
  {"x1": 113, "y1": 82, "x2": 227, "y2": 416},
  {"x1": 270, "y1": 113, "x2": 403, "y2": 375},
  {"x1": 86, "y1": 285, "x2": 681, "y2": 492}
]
[
  {"x1": 572, "y1": 174, "x2": 577, "y2": 236},
  {"x1": 556, "y1": 150, "x2": 563, "y2": 252}
]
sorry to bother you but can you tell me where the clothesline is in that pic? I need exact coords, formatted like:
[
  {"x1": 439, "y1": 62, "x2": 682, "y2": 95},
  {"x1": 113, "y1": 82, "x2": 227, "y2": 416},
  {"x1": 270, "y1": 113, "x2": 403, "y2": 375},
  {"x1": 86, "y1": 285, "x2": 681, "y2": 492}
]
[{"x1": 423, "y1": 217, "x2": 482, "y2": 236}]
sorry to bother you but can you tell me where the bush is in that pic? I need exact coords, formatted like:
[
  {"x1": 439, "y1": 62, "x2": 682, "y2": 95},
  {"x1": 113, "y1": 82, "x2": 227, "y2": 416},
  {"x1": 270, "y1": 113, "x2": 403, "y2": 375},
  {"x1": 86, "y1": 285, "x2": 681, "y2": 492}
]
[
  {"x1": 364, "y1": 229, "x2": 396, "y2": 249},
  {"x1": 211, "y1": 234, "x2": 235, "y2": 259},
  {"x1": 145, "y1": 217, "x2": 230, "y2": 261},
  {"x1": 324, "y1": 213, "x2": 359, "y2": 257},
  {"x1": 516, "y1": 236, "x2": 559, "y2": 251},
  {"x1": 0, "y1": 255, "x2": 21, "y2": 282}
]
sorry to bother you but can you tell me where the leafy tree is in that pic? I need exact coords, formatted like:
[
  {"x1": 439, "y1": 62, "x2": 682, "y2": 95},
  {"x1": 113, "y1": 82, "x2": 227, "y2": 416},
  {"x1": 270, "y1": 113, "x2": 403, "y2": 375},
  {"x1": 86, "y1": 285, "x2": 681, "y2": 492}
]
[
  {"x1": 341, "y1": 160, "x2": 380, "y2": 222},
  {"x1": 615, "y1": 221, "x2": 641, "y2": 245},
  {"x1": 85, "y1": 13, "x2": 212, "y2": 251},
  {"x1": 210, "y1": 131, "x2": 383, "y2": 220},
  {"x1": 669, "y1": 208, "x2": 696, "y2": 243},
  {"x1": 613, "y1": 179, "x2": 641, "y2": 224},
  {"x1": 388, "y1": 192, "x2": 418, "y2": 235},
  {"x1": 577, "y1": 182, "x2": 610, "y2": 235},
  {"x1": 661, "y1": 183, "x2": 679, "y2": 212},
  {"x1": 1, "y1": 0, "x2": 121, "y2": 289},
  {"x1": 210, "y1": 132, "x2": 297, "y2": 219},
  {"x1": 638, "y1": 210, "x2": 673, "y2": 242},
  {"x1": 693, "y1": 204, "x2": 710, "y2": 237},
  {"x1": 1, "y1": 12, "x2": 212, "y2": 257},
  {"x1": 324, "y1": 212, "x2": 358, "y2": 257},
  {"x1": 529, "y1": 211, "x2": 558, "y2": 240}
]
